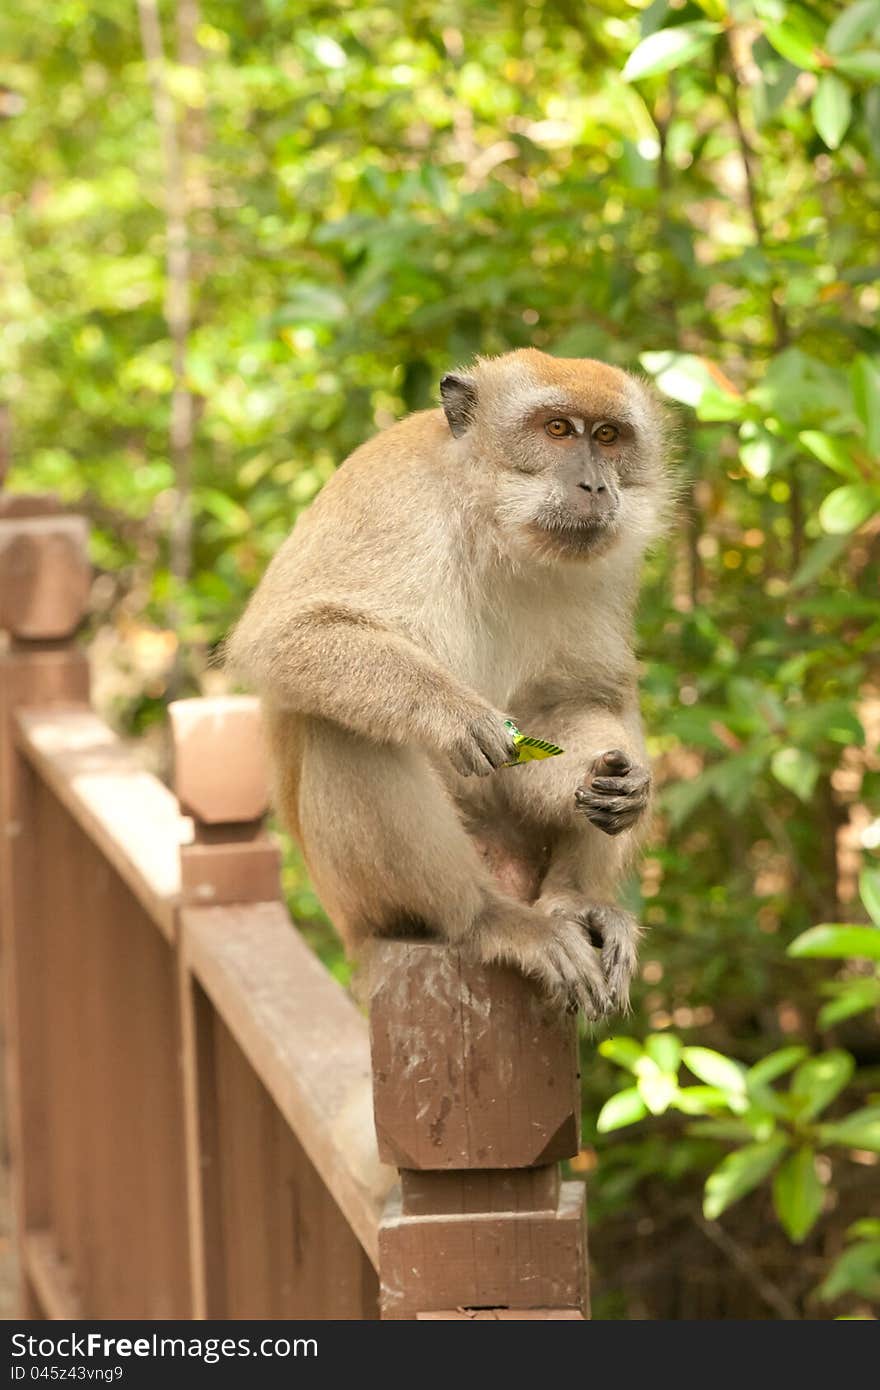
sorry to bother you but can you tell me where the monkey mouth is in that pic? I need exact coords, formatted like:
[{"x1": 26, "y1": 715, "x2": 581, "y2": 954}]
[{"x1": 527, "y1": 509, "x2": 620, "y2": 558}]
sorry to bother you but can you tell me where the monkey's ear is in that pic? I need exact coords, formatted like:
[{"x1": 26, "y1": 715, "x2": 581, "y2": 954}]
[{"x1": 440, "y1": 373, "x2": 478, "y2": 438}]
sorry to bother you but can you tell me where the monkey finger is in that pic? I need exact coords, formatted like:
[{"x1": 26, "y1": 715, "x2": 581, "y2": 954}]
[
  {"x1": 592, "y1": 748, "x2": 632, "y2": 776},
  {"x1": 590, "y1": 772, "x2": 651, "y2": 797}
]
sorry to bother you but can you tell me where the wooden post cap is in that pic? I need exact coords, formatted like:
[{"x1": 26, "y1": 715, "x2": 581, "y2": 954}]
[
  {"x1": 168, "y1": 696, "x2": 271, "y2": 825},
  {"x1": 0, "y1": 516, "x2": 91, "y2": 639},
  {"x1": 370, "y1": 940, "x2": 580, "y2": 1170}
]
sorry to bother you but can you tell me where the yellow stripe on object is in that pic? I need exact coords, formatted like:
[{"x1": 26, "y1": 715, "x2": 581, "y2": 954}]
[{"x1": 502, "y1": 721, "x2": 564, "y2": 766}]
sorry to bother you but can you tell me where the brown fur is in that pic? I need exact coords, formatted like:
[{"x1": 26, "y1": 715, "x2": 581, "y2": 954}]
[{"x1": 227, "y1": 350, "x2": 672, "y2": 1016}]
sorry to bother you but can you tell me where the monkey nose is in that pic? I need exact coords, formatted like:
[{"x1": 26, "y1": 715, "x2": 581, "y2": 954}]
[{"x1": 577, "y1": 482, "x2": 607, "y2": 493}]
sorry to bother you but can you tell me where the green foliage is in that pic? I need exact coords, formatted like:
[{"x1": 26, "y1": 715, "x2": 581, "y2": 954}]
[{"x1": 2, "y1": 0, "x2": 879, "y2": 1319}]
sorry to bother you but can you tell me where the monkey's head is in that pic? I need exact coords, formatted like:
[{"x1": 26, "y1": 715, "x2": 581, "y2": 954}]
[{"x1": 440, "y1": 349, "x2": 670, "y2": 565}]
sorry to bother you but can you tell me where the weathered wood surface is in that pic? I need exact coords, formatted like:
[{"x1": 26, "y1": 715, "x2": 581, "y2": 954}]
[
  {"x1": 183, "y1": 901, "x2": 394, "y2": 1269},
  {"x1": 370, "y1": 939, "x2": 580, "y2": 1170},
  {"x1": 15, "y1": 706, "x2": 183, "y2": 938},
  {"x1": 379, "y1": 1182, "x2": 588, "y2": 1320}
]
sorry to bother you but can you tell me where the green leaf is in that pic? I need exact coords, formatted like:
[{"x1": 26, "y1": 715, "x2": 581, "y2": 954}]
[
  {"x1": 789, "y1": 924, "x2": 880, "y2": 961},
  {"x1": 852, "y1": 355, "x2": 880, "y2": 455},
  {"x1": 773, "y1": 1147, "x2": 825, "y2": 1242},
  {"x1": 818, "y1": 483, "x2": 879, "y2": 534},
  {"x1": 597, "y1": 1087, "x2": 649, "y2": 1132},
  {"x1": 748, "y1": 1046, "x2": 809, "y2": 1089},
  {"x1": 819, "y1": 1105, "x2": 880, "y2": 1152},
  {"x1": 834, "y1": 50, "x2": 880, "y2": 78},
  {"x1": 812, "y1": 73, "x2": 852, "y2": 148},
  {"x1": 861, "y1": 866, "x2": 880, "y2": 927},
  {"x1": 763, "y1": 8, "x2": 826, "y2": 70},
  {"x1": 798, "y1": 430, "x2": 860, "y2": 478},
  {"x1": 645, "y1": 1032, "x2": 682, "y2": 1074},
  {"x1": 598, "y1": 1036, "x2": 644, "y2": 1072},
  {"x1": 789, "y1": 533, "x2": 850, "y2": 592},
  {"x1": 827, "y1": 0, "x2": 880, "y2": 56},
  {"x1": 703, "y1": 1136, "x2": 789, "y2": 1220},
  {"x1": 818, "y1": 977, "x2": 880, "y2": 1028},
  {"x1": 791, "y1": 1050, "x2": 854, "y2": 1121},
  {"x1": 682, "y1": 1047, "x2": 747, "y2": 1098},
  {"x1": 637, "y1": 1068, "x2": 678, "y2": 1115},
  {"x1": 622, "y1": 23, "x2": 722, "y2": 81},
  {"x1": 771, "y1": 747, "x2": 819, "y2": 802},
  {"x1": 818, "y1": 1238, "x2": 880, "y2": 1302},
  {"x1": 672, "y1": 1085, "x2": 730, "y2": 1115}
]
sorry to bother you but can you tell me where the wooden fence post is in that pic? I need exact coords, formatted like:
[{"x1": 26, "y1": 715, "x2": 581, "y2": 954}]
[
  {"x1": 0, "y1": 499, "x2": 91, "y2": 1315},
  {"x1": 370, "y1": 940, "x2": 589, "y2": 1319},
  {"x1": 168, "y1": 695, "x2": 281, "y2": 1318}
]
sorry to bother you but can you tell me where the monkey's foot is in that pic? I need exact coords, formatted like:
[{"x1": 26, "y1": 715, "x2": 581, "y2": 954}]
[
  {"x1": 576, "y1": 902, "x2": 641, "y2": 1015},
  {"x1": 472, "y1": 903, "x2": 612, "y2": 1020},
  {"x1": 575, "y1": 748, "x2": 651, "y2": 836}
]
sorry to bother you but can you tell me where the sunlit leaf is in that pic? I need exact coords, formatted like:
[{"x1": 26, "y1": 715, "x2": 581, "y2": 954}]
[
  {"x1": 683, "y1": 1047, "x2": 747, "y2": 1098},
  {"x1": 597, "y1": 1087, "x2": 649, "y2": 1132},
  {"x1": 598, "y1": 1036, "x2": 644, "y2": 1072},
  {"x1": 762, "y1": 7, "x2": 827, "y2": 69},
  {"x1": 834, "y1": 50, "x2": 880, "y2": 78},
  {"x1": 622, "y1": 23, "x2": 722, "y2": 81},
  {"x1": 798, "y1": 430, "x2": 860, "y2": 478},
  {"x1": 771, "y1": 747, "x2": 819, "y2": 801},
  {"x1": 645, "y1": 1032, "x2": 682, "y2": 1075},
  {"x1": 812, "y1": 73, "x2": 852, "y2": 148},
  {"x1": 818, "y1": 484, "x2": 879, "y2": 534},
  {"x1": 789, "y1": 925, "x2": 880, "y2": 961}
]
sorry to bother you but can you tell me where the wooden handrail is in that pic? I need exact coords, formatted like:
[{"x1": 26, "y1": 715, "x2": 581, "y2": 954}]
[
  {"x1": 184, "y1": 902, "x2": 392, "y2": 1268},
  {"x1": 15, "y1": 706, "x2": 182, "y2": 940}
]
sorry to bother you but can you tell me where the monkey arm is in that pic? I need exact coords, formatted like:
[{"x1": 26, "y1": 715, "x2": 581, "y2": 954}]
[
  {"x1": 229, "y1": 601, "x2": 517, "y2": 775},
  {"x1": 503, "y1": 698, "x2": 651, "y2": 831}
]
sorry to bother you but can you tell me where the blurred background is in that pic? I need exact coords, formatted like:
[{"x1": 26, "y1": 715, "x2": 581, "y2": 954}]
[{"x1": 1, "y1": 0, "x2": 879, "y2": 1318}]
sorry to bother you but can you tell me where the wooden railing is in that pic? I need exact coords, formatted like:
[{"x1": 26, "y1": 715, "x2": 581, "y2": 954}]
[{"x1": 0, "y1": 496, "x2": 589, "y2": 1320}]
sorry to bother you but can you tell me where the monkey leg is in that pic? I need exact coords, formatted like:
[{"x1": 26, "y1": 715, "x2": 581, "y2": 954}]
[
  {"x1": 536, "y1": 827, "x2": 643, "y2": 1015},
  {"x1": 294, "y1": 720, "x2": 612, "y2": 1017}
]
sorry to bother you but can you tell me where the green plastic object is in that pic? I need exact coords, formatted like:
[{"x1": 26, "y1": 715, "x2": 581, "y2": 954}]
[{"x1": 502, "y1": 719, "x2": 564, "y2": 766}]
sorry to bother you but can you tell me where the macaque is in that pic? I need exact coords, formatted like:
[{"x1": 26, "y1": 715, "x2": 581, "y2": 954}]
[{"x1": 228, "y1": 349, "x2": 670, "y2": 1017}]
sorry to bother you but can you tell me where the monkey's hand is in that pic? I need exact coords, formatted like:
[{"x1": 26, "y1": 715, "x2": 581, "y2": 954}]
[
  {"x1": 447, "y1": 710, "x2": 519, "y2": 778},
  {"x1": 574, "y1": 748, "x2": 651, "y2": 836}
]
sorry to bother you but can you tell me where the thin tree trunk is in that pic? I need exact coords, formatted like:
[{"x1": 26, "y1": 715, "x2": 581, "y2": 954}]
[{"x1": 136, "y1": 0, "x2": 194, "y2": 667}]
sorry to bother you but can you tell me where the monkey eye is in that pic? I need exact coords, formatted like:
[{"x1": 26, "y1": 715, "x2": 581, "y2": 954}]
[
  {"x1": 545, "y1": 418, "x2": 574, "y2": 439},
  {"x1": 593, "y1": 422, "x2": 620, "y2": 445}
]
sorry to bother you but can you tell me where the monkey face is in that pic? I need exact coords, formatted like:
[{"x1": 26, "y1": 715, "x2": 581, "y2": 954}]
[{"x1": 441, "y1": 349, "x2": 669, "y2": 564}]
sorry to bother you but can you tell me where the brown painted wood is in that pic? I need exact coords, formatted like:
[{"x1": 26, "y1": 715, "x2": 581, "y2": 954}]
[
  {"x1": 204, "y1": 1008, "x2": 379, "y2": 1319},
  {"x1": 0, "y1": 517, "x2": 90, "y2": 638},
  {"x1": 370, "y1": 940, "x2": 580, "y2": 1170},
  {"x1": 24, "y1": 1231, "x2": 83, "y2": 1320},
  {"x1": 400, "y1": 1165, "x2": 560, "y2": 1216},
  {"x1": 32, "y1": 782, "x2": 191, "y2": 1316},
  {"x1": 183, "y1": 902, "x2": 392, "y2": 1269},
  {"x1": 0, "y1": 495, "x2": 63, "y2": 519},
  {"x1": 169, "y1": 695, "x2": 270, "y2": 824},
  {"x1": 379, "y1": 1181, "x2": 588, "y2": 1320},
  {"x1": 418, "y1": 1310, "x2": 585, "y2": 1320},
  {"x1": 0, "y1": 647, "x2": 90, "y2": 1315},
  {"x1": 179, "y1": 974, "x2": 227, "y2": 1320},
  {"x1": 180, "y1": 834, "x2": 281, "y2": 905},
  {"x1": 15, "y1": 706, "x2": 181, "y2": 938}
]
